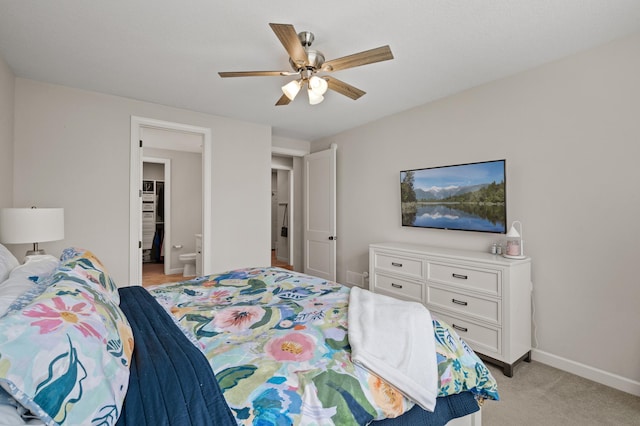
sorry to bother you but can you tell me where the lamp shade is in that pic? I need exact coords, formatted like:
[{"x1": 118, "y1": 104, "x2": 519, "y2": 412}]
[
  {"x1": 307, "y1": 88, "x2": 324, "y2": 105},
  {"x1": 281, "y1": 80, "x2": 302, "y2": 101},
  {"x1": 506, "y1": 223, "x2": 521, "y2": 238},
  {"x1": 0, "y1": 208, "x2": 65, "y2": 244},
  {"x1": 309, "y1": 76, "x2": 328, "y2": 95}
]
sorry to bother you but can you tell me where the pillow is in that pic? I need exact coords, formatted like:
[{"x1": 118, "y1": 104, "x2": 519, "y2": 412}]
[
  {"x1": 0, "y1": 244, "x2": 19, "y2": 283},
  {"x1": 0, "y1": 255, "x2": 59, "y2": 317},
  {"x1": 57, "y1": 247, "x2": 120, "y2": 304},
  {"x1": 0, "y1": 388, "x2": 43, "y2": 425},
  {"x1": 0, "y1": 252, "x2": 133, "y2": 426}
]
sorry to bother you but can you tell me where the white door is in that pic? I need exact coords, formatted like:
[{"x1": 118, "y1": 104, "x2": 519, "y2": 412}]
[{"x1": 304, "y1": 144, "x2": 337, "y2": 281}]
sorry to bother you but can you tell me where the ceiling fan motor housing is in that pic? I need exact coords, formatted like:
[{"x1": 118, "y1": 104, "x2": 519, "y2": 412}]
[
  {"x1": 286, "y1": 31, "x2": 325, "y2": 75},
  {"x1": 298, "y1": 31, "x2": 314, "y2": 47},
  {"x1": 290, "y1": 49, "x2": 325, "y2": 74}
]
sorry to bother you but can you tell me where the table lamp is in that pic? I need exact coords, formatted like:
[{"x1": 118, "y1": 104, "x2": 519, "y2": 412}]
[{"x1": 0, "y1": 207, "x2": 65, "y2": 256}]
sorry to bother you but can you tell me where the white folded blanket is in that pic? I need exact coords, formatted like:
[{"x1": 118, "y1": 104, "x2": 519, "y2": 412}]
[{"x1": 348, "y1": 286, "x2": 438, "y2": 412}]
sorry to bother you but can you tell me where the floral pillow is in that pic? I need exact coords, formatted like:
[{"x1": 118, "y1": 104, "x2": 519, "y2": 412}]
[
  {"x1": 58, "y1": 247, "x2": 120, "y2": 304},
  {"x1": 0, "y1": 250, "x2": 133, "y2": 425},
  {"x1": 0, "y1": 255, "x2": 59, "y2": 317}
]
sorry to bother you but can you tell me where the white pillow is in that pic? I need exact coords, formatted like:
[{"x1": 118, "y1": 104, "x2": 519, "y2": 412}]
[
  {"x1": 0, "y1": 388, "x2": 44, "y2": 425},
  {"x1": 0, "y1": 244, "x2": 19, "y2": 283},
  {"x1": 0, "y1": 255, "x2": 59, "y2": 317}
]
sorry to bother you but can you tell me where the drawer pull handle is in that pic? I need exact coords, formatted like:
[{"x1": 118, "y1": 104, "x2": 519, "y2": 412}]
[
  {"x1": 452, "y1": 273, "x2": 468, "y2": 280},
  {"x1": 391, "y1": 283, "x2": 403, "y2": 289},
  {"x1": 391, "y1": 262, "x2": 403, "y2": 268},
  {"x1": 452, "y1": 324, "x2": 468, "y2": 333},
  {"x1": 452, "y1": 298, "x2": 468, "y2": 306}
]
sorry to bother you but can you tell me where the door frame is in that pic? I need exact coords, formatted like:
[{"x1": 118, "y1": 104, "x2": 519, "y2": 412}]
[{"x1": 129, "y1": 116, "x2": 212, "y2": 285}]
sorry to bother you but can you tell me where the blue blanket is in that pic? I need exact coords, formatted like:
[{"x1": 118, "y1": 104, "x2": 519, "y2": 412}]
[
  {"x1": 116, "y1": 286, "x2": 236, "y2": 426},
  {"x1": 374, "y1": 392, "x2": 479, "y2": 425},
  {"x1": 116, "y1": 286, "x2": 478, "y2": 426}
]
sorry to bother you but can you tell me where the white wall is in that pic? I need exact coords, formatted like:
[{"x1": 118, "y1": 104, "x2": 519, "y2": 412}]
[
  {"x1": 313, "y1": 33, "x2": 640, "y2": 388},
  {"x1": 12, "y1": 78, "x2": 271, "y2": 284},
  {"x1": 143, "y1": 162, "x2": 164, "y2": 181},
  {"x1": 0, "y1": 53, "x2": 13, "y2": 208}
]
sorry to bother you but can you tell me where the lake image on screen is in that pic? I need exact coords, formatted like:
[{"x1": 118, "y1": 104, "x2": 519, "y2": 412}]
[{"x1": 401, "y1": 161, "x2": 506, "y2": 233}]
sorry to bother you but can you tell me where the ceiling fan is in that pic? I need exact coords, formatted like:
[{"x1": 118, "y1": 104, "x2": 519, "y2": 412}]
[{"x1": 218, "y1": 23, "x2": 394, "y2": 106}]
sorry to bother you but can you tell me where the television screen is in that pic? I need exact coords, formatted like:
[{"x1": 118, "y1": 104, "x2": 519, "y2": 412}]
[{"x1": 400, "y1": 159, "x2": 506, "y2": 233}]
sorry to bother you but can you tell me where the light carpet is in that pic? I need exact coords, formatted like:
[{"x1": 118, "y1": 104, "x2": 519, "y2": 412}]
[{"x1": 481, "y1": 361, "x2": 640, "y2": 425}]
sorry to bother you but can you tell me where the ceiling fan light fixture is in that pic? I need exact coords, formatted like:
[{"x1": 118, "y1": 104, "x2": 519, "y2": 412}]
[
  {"x1": 282, "y1": 79, "x2": 301, "y2": 100},
  {"x1": 220, "y1": 24, "x2": 394, "y2": 107},
  {"x1": 307, "y1": 88, "x2": 324, "y2": 105},
  {"x1": 309, "y1": 75, "x2": 328, "y2": 95}
]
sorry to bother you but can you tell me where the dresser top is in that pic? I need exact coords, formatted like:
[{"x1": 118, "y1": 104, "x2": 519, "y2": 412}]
[{"x1": 370, "y1": 242, "x2": 531, "y2": 266}]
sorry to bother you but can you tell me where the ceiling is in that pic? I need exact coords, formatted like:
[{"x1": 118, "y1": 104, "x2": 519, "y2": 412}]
[{"x1": 1, "y1": 1, "x2": 639, "y2": 142}]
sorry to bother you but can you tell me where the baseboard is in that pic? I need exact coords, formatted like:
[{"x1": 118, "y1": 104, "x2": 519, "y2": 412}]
[
  {"x1": 168, "y1": 267, "x2": 184, "y2": 275},
  {"x1": 532, "y1": 349, "x2": 640, "y2": 396}
]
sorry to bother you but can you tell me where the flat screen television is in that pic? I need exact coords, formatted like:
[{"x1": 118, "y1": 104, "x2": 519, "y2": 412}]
[{"x1": 400, "y1": 159, "x2": 506, "y2": 233}]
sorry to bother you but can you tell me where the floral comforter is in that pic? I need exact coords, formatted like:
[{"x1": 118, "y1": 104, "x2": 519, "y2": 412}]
[{"x1": 148, "y1": 267, "x2": 498, "y2": 425}]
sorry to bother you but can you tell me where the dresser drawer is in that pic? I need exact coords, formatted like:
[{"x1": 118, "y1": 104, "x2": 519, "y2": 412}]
[
  {"x1": 427, "y1": 285, "x2": 501, "y2": 325},
  {"x1": 373, "y1": 273, "x2": 423, "y2": 303},
  {"x1": 374, "y1": 252, "x2": 425, "y2": 280},
  {"x1": 432, "y1": 310, "x2": 501, "y2": 356},
  {"x1": 428, "y1": 262, "x2": 500, "y2": 296}
]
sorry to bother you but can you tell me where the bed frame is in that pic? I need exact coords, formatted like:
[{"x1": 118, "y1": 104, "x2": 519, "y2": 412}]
[{"x1": 448, "y1": 410, "x2": 481, "y2": 426}]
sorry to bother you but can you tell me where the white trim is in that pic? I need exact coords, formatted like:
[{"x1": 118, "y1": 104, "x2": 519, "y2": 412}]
[
  {"x1": 288, "y1": 170, "x2": 294, "y2": 269},
  {"x1": 271, "y1": 163, "x2": 293, "y2": 171},
  {"x1": 532, "y1": 349, "x2": 640, "y2": 396},
  {"x1": 130, "y1": 116, "x2": 212, "y2": 285},
  {"x1": 142, "y1": 157, "x2": 171, "y2": 275},
  {"x1": 271, "y1": 146, "x2": 309, "y2": 157},
  {"x1": 129, "y1": 121, "x2": 142, "y2": 285}
]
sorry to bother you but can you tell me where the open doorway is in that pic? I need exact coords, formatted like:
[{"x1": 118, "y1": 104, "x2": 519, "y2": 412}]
[
  {"x1": 140, "y1": 131, "x2": 203, "y2": 286},
  {"x1": 141, "y1": 158, "x2": 176, "y2": 286},
  {"x1": 129, "y1": 116, "x2": 212, "y2": 286},
  {"x1": 271, "y1": 156, "x2": 294, "y2": 271}
]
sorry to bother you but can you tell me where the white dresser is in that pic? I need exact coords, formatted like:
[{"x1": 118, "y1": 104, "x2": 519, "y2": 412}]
[{"x1": 369, "y1": 242, "x2": 532, "y2": 376}]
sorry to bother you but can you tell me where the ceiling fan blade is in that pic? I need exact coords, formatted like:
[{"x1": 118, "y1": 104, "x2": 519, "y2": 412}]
[
  {"x1": 325, "y1": 76, "x2": 366, "y2": 100},
  {"x1": 269, "y1": 23, "x2": 308, "y2": 67},
  {"x1": 275, "y1": 94, "x2": 292, "y2": 106},
  {"x1": 322, "y1": 45, "x2": 393, "y2": 72},
  {"x1": 218, "y1": 71, "x2": 293, "y2": 78}
]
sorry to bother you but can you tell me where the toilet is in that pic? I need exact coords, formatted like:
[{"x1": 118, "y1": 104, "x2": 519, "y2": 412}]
[
  {"x1": 178, "y1": 234, "x2": 202, "y2": 277},
  {"x1": 179, "y1": 252, "x2": 196, "y2": 277}
]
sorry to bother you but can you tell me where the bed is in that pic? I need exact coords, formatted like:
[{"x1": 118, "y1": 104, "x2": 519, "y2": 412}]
[{"x1": 0, "y1": 246, "x2": 498, "y2": 425}]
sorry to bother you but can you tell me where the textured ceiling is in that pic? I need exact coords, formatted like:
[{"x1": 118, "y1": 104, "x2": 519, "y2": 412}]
[{"x1": 1, "y1": 1, "x2": 639, "y2": 141}]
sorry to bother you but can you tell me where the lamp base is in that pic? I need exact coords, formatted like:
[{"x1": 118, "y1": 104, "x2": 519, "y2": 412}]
[
  {"x1": 502, "y1": 254, "x2": 526, "y2": 259},
  {"x1": 25, "y1": 249, "x2": 46, "y2": 256}
]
